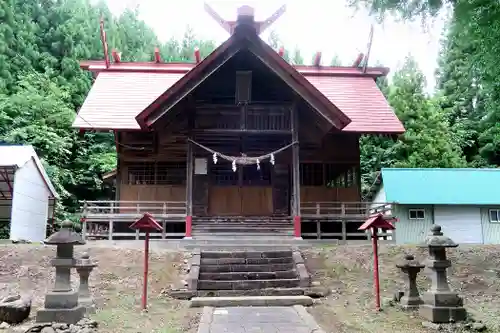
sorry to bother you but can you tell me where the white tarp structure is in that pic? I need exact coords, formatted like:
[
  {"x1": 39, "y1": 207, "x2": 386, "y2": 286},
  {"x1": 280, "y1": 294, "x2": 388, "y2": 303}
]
[{"x1": 0, "y1": 145, "x2": 58, "y2": 241}]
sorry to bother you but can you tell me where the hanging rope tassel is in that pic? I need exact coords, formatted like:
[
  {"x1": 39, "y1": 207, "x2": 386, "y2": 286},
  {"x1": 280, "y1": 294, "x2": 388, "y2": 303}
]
[{"x1": 188, "y1": 139, "x2": 297, "y2": 166}]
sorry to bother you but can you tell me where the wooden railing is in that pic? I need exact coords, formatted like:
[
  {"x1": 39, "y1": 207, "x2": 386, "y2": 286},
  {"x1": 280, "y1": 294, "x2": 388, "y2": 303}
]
[
  {"x1": 300, "y1": 201, "x2": 395, "y2": 242},
  {"x1": 300, "y1": 201, "x2": 392, "y2": 218},
  {"x1": 81, "y1": 200, "x2": 187, "y2": 219},
  {"x1": 79, "y1": 200, "x2": 187, "y2": 240}
]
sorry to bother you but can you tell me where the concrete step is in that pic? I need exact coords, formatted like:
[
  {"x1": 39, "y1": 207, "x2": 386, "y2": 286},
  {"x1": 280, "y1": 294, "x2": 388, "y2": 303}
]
[
  {"x1": 190, "y1": 236, "x2": 297, "y2": 241},
  {"x1": 195, "y1": 287, "x2": 306, "y2": 298},
  {"x1": 189, "y1": 295, "x2": 313, "y2": 307},
  {"x1": 184, "y1": 244, "x2": 307, "y2": 251},
  {"x1": 200, "y1": 263, "x2": 295, "y2": 273},
  {"x1": 193, "y1": 228, "x2": 293, "y2": 233},
  {"x1": 192, "y1": 233, "x2": 294, "y2": 238},
  {"x1": 200, "y1": 256, "x2": 293, "y2": 266},
  {"x1": 198, "y1": 278, "x2": 301, "y2": 290},
  {"x1": 201, "y1": 250, "x2": 292, "y2": 259},
  {"x1": 199, "y1": 270, "x2": 297, "y2": 281}
]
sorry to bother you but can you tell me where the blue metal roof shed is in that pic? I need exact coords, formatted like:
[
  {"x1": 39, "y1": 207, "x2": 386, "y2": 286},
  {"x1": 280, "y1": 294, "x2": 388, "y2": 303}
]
[{"x1": 380, "y1": 168, "x2": 500, "y2": 205}]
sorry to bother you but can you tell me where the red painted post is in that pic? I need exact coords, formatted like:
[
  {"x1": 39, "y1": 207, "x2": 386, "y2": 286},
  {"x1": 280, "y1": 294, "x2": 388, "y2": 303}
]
[
  {"x1": 142, "y1": 230, "x2": 150, "y2": 310},
  {"x1": 293, "y1": 216, "x2": 301, "y2": 238},
  {"x1": 372, "y1": 227, "x2": 381, "y2": 311},
  {"x1": 185, "y1": 216, "x2": 192, "y2": 238},
  {"x1": 129, "y1": 213, "x2": 162, "y2": 311}
]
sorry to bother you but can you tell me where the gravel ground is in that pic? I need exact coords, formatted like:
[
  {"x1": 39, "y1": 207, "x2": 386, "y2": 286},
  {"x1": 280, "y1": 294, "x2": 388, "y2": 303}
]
[
  {"x1": 304, "y1": 244, "x2": 500, "y2": 333},
  {"x1": 0, "y1": 244, "x2": 200, "y2": 333}
]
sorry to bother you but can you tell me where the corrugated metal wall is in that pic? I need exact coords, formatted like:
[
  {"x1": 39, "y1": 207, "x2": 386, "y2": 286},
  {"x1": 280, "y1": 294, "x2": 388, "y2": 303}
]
[
  {"x1": 481, "y1": 207, "x2": 500, "y2": 244},
  {"x1": 394, "y1": 204, "x2": 433, "y2": 245}
]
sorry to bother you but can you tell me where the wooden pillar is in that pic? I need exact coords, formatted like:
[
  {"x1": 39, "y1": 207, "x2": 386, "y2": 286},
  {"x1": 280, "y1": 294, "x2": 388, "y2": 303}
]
[
  {"x1": 291, "y1": 101, "x2": 302, "y2": 239},
  {"x1": 185, "y1": 141, "x2": 193, "y2": 239},
  {"x1": 185, "y1": 106, "x2": 194, "y2": 239},
  {"x1": 115, "y1": 132, "x2": 121, "y2": 202}
]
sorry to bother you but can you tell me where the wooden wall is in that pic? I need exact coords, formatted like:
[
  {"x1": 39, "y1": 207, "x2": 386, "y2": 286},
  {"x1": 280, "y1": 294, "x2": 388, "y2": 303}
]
[{"x1": 115, "y1": 104, "x2": 362, "y2": 214}]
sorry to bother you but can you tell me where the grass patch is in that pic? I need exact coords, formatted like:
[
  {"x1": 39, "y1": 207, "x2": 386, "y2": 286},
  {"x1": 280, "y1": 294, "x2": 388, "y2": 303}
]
[
  {"x1": 305, "y1": 244, "x2": 500, "y2": 333},
  {"x1": 0, "y1": 245, "x2": 199, "y2": 333}
]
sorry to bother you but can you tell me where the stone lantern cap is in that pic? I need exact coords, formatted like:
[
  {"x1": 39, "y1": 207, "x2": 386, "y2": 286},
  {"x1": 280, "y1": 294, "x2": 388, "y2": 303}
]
[
  {"x1": 76, "y1": 252, "x2": 97, "y2": 268},
  {"x1": 396, "y1": 254, "x2": 425, "y2": 269},
  {"x1": 418, "y1": 225, "x2": 458, "y2": 248},
  {"x1": 44, "y1": 220, "x2": 86, "y2": 245}
]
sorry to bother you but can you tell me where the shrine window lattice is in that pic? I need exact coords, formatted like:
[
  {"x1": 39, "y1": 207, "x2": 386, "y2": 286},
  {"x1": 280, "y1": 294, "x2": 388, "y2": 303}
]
[
  {"x1": 126, "y1": 162, "x2": 186, "y2": 185},
  {"x1": 299, "y1": 163, "x2": 357, "y2": 187}
]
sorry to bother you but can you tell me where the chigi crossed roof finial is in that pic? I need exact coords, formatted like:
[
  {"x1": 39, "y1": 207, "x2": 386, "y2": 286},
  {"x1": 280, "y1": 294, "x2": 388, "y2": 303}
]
[{"x1": 204, "y1": 2, "x2": 286, "y2": 35}]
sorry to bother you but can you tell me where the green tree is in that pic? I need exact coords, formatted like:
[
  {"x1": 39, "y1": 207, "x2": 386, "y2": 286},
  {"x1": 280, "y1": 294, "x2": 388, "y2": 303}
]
[
  {"x1": 267, "y1": 30, "x2": 290, "y2": 62},
  {"x1": 388, "y1": 56, "x2": 466, "y2": 168},
  {"x1": 290, "y1": 48, "x2": 304, "y2": 65},
  {"x1": 436, "y1": 16, "x2": 488, "y2": 167},
  {"x1": 330, "y1": 54, "x2": 342, "y2": 66}
]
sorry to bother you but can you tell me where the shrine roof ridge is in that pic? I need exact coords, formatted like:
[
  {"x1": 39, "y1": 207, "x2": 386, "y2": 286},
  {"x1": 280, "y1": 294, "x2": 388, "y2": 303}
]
[{"x1": 79, "y1": 60, "x2": 390, "y2": 78}]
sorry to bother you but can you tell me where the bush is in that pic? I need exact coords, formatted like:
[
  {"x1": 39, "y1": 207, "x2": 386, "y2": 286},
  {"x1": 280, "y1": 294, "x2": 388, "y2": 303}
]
[{"x1": 0, "y1": 221, "x2": 10, "y2": 239}]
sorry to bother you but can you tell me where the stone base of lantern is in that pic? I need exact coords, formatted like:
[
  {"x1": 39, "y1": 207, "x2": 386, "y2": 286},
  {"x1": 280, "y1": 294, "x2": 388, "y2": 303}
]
[
  {"x1": 420, "y1": 291, "x2": 467, "y2": 323},
  {"x1": 36, "y1": 306, "x2": 85, "y2": 324},
  {"x1": 43, "y1": 291, "x2": 79, "y2": 309},
  {"x1": 36, "y1": 291, "x2": 85, "y2": 324},
  {"x1": 78, "y1": 297, "x2": 96, "y2": 314},
  {"x1": 420, "y1": 305, "x2": 467, "y2": 323},
  {"x1": 399, "y1": 296, "x2": 422, "y2": 310}
]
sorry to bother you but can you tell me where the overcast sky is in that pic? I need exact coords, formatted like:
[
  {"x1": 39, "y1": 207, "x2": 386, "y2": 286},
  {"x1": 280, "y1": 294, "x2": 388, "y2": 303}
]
[{"x1": 102, "y1": 0, "x2": 449, "y2": 90}]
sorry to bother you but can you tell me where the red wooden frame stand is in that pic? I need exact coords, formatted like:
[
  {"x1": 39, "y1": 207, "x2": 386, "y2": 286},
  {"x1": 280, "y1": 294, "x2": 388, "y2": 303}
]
[
  {"x1": 129, "y1": 213, "x2": 164, "y2": 310},
  {"x1": 358, "y1": 213, "x2": 396, "y2": 311}
]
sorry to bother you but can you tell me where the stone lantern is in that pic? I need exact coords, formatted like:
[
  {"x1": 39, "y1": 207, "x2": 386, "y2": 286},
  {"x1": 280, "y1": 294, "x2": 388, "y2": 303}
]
[
  {"x1": 75, "y1": 252, "x2": 97, "y2": 313},
  {"x1": 36, "y1": 221, "x2": 86, "y2": 324},
  {"x1": 418, "y1": 225, "x2": 467, "y2": 323},
  {"x1": 396, "y1": 254, "x2": 425, "y2": 309}
]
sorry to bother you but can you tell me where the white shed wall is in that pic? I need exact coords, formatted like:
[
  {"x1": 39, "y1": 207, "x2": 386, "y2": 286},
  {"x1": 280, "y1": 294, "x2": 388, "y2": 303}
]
[
  {"x1": 434, "y1": 205, "x2": 483, "y2": 244},
  {"x1": 10, "y1": 159, "x2": 50, "y2": 241}
]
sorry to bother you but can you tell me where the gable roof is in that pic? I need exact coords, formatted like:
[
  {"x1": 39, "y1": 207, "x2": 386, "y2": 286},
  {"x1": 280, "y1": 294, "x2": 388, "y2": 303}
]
[
  {"x1": 72, "y1": 67, "x2": 404, "y2": 133},
  {"x1": 136, "y1": 32, "x2": 351, "y2": 130},
  {"x1": 0, "y1": 145, "x2": 58, "y2": 198},
  {"x1": 379, "y1": 168, "x2": 500, "y2": 205}
]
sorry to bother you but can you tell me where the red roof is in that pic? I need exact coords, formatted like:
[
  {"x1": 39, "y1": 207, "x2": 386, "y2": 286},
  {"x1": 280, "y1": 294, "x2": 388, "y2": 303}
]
[
  {"x1": 73, "y1": 53, "x2": 403, "y2": 134},
  {"x1": 73, "y1": 71, "x2": 183, "y2": 130},
  {"x1": 305, "y1": 76, "x2": 404, "y2": 133}
]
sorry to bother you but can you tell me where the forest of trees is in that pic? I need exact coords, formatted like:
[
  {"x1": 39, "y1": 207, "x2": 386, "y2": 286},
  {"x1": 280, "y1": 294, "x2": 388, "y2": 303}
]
[{"x1": 0, "y1": 0, "x2": 497, "y2": 221}]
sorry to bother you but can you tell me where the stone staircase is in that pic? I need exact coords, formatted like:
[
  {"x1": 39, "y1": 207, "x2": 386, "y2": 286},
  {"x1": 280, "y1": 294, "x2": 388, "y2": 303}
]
[
  {"x1": 188, "y1": 250, "x2": 311, "y2": 301},
  {"x1": 192, "y1": 216, "x2": 294, "y2": 237}
]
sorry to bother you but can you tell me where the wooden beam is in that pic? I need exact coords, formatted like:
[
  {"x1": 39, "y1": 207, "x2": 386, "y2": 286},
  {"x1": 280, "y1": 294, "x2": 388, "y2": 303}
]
[
  {"x1": 194, "y1": 129, "x2": 292, "y2": 135},
  {"x1": 154, "y1": 47, "x2": 161, "y2": 63},
  {"x1": 278, "y1": 46, "x2": 285, "y2": 57},
  {"x1": 146, "y1": 44, "x2": 241, "y2": 126},
  {"x1": 313, "y1": 52, "x2": 322, "y2": 67},
  {"x1": 204, "y1": 2, "x2": 232, "y2": 34},
  {"x1": 186, "y1": 104, "x2": 194, "y2": 219},
  {"x1": 194, "y1": 47, "x2": 201, "y2": 63},
  {"x1": 0, "y1": 170, "x2": 13, "y2": 196},
  {"x1": 246, "y1": 40, "x2": 347, "y2": 129},
  {"x1": 111, "y1": 49, "x2": 121, "y2": 63},
  {"x1": 363, "y1": 25, "x2": 374, "y2": 73},
  {"x1": 291, "y1": 100, "x2": 300, "y2": 217},
  {"x1": 99, "y1": 17, "x2": 110, "y2": 69},
  {"x1": 258, "y1": 4, "x2": 287, "y2": 34},
  {"x1": 352, "y1": 53, "x2": 364, "y2": 67}
]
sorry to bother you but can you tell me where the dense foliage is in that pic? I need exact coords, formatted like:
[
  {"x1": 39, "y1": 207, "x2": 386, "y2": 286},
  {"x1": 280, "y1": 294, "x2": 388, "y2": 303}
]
[
  {"x1": 0, "y1": 0, "x2": 496, "y2": 219},
  {"x1": 0, "y1": 0, "x2": 215, "y2": 220},
  {"x1": 351, "y1": 0, "x2": 500, "y2": 194}
]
